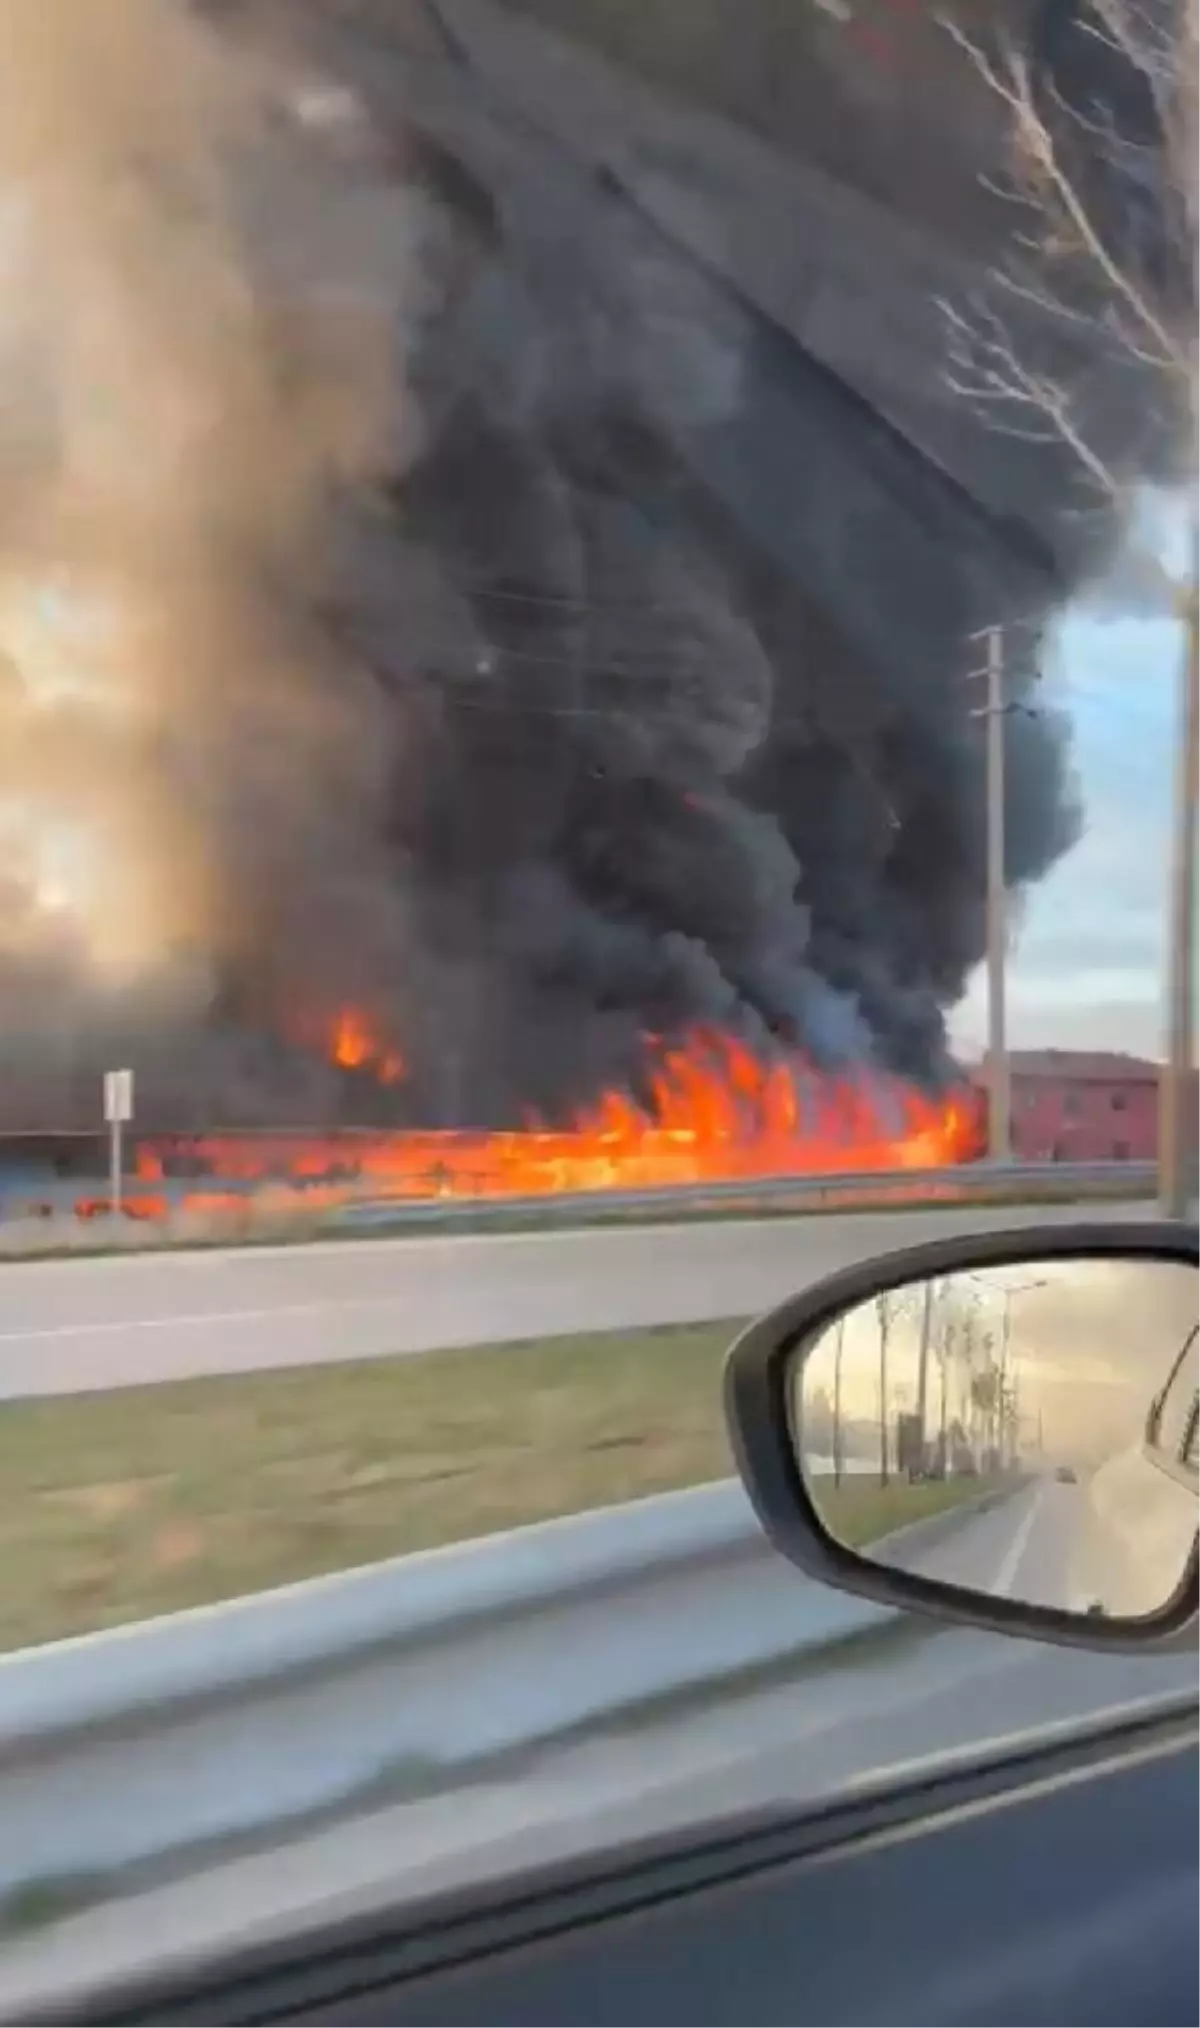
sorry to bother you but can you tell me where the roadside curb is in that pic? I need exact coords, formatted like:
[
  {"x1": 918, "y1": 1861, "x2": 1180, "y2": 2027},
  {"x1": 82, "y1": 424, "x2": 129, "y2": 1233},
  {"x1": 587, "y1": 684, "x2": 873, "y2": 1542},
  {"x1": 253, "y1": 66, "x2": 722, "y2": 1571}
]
[{"x1": 867, "y1": 1480, "x2": 1027, "y2": 1563}]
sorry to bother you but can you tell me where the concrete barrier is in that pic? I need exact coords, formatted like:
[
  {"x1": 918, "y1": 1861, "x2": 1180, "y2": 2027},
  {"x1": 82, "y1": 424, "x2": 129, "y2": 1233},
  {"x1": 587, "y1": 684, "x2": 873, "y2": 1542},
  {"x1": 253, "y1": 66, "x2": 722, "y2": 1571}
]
[{"x1": 0, "y1": 1483, "x2": 894, "y2": 1916}]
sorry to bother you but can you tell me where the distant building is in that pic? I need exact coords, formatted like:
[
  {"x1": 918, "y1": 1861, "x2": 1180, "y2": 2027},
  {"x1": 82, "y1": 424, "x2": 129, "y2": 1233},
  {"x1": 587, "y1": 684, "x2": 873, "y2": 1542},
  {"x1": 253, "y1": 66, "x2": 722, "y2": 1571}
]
[{"x1": 993, "y1": 1050, "x2": 1171, "y2": 1163}]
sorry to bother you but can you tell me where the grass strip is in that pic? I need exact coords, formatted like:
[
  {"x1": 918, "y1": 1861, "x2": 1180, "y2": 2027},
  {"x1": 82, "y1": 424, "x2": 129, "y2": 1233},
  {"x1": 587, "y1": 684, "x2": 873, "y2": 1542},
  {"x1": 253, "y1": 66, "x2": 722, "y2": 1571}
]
[
  {"x1": 816, "y1": 1474, "x2": 1002, "y2": 1547},
  {"x1": 0, "y1": 1320, "x2": 998, "y2": 1655},
  {"x1": 0, "y1": 1322, "x2": 742, "y2": 1653}
]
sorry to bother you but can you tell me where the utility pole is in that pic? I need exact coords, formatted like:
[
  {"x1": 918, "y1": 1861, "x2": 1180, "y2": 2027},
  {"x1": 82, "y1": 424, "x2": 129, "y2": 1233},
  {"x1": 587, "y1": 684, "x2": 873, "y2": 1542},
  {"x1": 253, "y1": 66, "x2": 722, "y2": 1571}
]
[
  {"x1": 916, "y1": 1279, "x2": 935, "y2": 1471},
  {"x1": 985, "y1": 625, "x2": 1011, "y2": 1163},
  {"x1": 832, "y1": 1316, "x2": 845, "y2": 1490},
  {"x1": 991, "y1": 1276, "x2": 1049, "y2": 1466},
  {"x1": 1159, "y1": 3, "x2": 1200, "y2": 1216},
  {"x1": 1159, "y1": 555, "x2": 1199, "y2": 1219},
  {"x1": 938, "y1": 1321, "x2": 950, "y2": 1477},
  {"x1": 875, "y1": 1293, "x2": 891, "y2": 1487},
  {"x1": 998, "y1": 1291, "x2": 1011, "y2": 1403}
]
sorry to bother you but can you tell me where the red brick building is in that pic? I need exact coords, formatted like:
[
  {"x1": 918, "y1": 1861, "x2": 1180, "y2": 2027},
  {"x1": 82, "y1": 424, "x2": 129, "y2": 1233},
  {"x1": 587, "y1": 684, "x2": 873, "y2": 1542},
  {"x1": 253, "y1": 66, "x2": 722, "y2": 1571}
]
[{"x1": 1001, "y1": 1050, "x2": 1167, "y2": 1163}]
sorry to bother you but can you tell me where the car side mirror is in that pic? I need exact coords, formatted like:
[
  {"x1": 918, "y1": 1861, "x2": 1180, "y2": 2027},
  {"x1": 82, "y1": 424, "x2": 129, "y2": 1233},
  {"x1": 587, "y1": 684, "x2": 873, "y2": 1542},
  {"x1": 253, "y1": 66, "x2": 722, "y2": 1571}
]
[{"x1": 723, "y1": 1221, "x2": 1198, "y2": 1652}]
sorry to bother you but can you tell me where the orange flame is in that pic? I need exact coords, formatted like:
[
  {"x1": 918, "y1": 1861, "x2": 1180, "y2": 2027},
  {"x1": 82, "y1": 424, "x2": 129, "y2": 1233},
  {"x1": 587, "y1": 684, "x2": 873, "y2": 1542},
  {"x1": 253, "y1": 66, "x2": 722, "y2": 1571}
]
[
  {"x1": 130, "y1": 1027, "x2": 985, "y2": 1218},
  {"x1": 329, "y1": 1008, "x2": 406, "y2": 1086}
]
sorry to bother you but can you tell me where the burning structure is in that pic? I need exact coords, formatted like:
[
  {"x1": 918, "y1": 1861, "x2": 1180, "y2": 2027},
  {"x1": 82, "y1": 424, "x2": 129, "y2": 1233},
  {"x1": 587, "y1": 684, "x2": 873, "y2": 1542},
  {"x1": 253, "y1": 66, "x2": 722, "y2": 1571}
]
[{"x1": 0, "y1": 0, "x2": 1188, "y2": 1199}]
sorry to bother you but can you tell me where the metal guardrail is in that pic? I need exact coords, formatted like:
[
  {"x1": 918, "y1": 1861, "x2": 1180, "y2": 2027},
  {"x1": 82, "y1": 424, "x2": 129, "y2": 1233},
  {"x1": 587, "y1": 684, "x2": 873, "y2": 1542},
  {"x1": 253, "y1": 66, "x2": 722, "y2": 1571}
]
[
  {"x1": 0, "y1": 1163, "x2": 1175, "y2": 1254},
  {"x1": 0, "y1": 1485, "x2": 886, "y2": 1921},
  {"x1": 325, "y1": 1160, "x2": 1161, "y2": 1229}
]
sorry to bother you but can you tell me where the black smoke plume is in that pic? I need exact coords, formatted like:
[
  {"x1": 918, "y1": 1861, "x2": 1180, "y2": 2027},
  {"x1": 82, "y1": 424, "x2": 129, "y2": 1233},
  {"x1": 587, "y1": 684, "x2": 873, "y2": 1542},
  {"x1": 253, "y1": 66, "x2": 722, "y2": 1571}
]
[{"x1": 0, "y1": 0, "x2": 1187, "y2": 1130}]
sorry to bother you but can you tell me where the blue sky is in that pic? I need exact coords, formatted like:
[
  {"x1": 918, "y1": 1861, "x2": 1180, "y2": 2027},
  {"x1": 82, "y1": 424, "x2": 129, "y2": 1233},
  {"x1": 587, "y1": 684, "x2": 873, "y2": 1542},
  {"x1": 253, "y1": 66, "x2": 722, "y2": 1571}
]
[{"x1": 950, "y1": 554, "x2": 1187, "y2": 1064}]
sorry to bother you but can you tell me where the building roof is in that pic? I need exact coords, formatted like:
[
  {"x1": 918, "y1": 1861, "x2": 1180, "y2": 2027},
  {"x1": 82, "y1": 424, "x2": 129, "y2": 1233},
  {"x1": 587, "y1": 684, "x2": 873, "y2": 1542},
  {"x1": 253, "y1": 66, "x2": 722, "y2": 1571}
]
[{"x1": 1007, "y1": 1049, "x2": 1162, "y2": 1081}]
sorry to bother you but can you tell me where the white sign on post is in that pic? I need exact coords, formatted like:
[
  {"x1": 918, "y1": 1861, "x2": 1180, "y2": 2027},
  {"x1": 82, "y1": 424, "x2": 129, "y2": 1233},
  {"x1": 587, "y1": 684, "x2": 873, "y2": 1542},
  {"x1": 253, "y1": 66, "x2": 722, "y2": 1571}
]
[
  {"x1": 104, "y1": 1070, "x2": 134, "y2": 1124},
  {"x1": 103, "y1": 1069, "x2": 134, "y2": 1217}
]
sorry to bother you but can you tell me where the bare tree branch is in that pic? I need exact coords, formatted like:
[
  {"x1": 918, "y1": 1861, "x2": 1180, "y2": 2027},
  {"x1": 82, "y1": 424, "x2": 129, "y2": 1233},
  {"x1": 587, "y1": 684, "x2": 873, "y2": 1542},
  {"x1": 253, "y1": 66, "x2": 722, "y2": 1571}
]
[
  {"x1": 937, "y1": 0, "x2": 1196, "y2": 519},
  {"x1": 945, "y1": 17, "x2": 1184, "y2": 369}
]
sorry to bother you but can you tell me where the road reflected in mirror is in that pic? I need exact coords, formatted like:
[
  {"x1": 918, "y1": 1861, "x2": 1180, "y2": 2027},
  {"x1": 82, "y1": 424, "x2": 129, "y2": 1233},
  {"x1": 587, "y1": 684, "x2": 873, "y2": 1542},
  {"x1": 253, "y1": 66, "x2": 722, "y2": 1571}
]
[{"x1": 790, "y1": 1257, "x2": 1198, "y2": 1623}]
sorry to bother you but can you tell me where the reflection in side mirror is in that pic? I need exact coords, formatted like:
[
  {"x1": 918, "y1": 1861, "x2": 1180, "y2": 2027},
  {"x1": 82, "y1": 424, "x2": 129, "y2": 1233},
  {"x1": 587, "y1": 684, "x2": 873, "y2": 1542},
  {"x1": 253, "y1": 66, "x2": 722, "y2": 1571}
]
[{"x1": 788, "y1": 1256, "x2": 1199, "y2": 1626}]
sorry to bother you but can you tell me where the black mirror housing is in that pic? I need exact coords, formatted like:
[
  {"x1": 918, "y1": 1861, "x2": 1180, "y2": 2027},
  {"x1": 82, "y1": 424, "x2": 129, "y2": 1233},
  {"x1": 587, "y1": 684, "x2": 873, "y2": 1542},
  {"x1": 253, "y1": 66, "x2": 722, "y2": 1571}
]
[{"x1": 723, "y1": 1220, "x2": 1199, "y2": 1654}]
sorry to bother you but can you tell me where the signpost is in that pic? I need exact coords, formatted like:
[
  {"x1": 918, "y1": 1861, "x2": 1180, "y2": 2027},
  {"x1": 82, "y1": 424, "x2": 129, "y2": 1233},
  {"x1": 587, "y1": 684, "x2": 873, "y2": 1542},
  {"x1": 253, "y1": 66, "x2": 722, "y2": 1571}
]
[{"x1": 103, "y1": 1069, "x2": 134, "y2": 1217}]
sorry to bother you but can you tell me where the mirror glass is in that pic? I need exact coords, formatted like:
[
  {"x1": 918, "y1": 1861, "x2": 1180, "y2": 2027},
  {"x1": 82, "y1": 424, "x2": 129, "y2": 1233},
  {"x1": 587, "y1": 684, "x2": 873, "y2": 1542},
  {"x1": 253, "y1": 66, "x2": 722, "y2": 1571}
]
[{"x1": 789, "y1": 1256, "x2": 1198, "y2": 1623}]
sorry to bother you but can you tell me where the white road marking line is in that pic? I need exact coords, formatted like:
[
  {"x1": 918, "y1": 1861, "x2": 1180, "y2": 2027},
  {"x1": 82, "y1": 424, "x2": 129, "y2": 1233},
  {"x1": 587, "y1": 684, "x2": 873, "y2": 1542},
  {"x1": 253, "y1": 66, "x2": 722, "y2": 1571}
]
[
  {"x1": 993, "y1": 1482, "x2": 1046, "y2": 1597},
  {"x1": 0, "y1": 1295, "x2": 417, "y2": 1343}
]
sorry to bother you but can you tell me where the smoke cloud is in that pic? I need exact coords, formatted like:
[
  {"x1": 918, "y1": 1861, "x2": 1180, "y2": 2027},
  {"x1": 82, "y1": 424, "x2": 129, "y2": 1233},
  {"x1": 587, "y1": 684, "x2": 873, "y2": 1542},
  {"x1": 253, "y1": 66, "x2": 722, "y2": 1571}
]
[
  {"x1": 0, "y1": 0, "x2": 418, "y2": 1123},
  {"x1": 0, "y1": 0, "x2": 1182, "y2": 1130}
]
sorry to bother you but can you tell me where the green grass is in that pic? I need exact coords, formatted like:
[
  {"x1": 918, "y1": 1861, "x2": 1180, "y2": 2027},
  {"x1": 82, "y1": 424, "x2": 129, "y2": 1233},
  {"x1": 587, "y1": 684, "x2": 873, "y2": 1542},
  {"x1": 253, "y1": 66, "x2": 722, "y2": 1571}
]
[
  {"x1": 813, "y1": 1474, "x2": 999, "y2": 1548},
  {"x1": 0, "y1": 1321, "x2": 747, "y2": 1654},
  {"x1": 0, "y1": 1311, "x2": 1014, "y2": 1656}
]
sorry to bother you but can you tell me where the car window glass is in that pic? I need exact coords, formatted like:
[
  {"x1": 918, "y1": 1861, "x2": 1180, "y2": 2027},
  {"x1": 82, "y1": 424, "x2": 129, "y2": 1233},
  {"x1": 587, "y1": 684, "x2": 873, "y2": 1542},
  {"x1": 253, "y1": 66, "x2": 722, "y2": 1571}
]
[{"x1": 0, "y1": 0, "x2": 1193, "y2": 2012}]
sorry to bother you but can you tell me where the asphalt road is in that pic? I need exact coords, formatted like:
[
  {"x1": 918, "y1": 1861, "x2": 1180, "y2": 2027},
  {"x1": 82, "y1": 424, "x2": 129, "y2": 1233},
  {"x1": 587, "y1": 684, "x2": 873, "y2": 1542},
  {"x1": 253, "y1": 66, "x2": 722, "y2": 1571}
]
[
  {"x1": 884, "y1": 1475, "x2": 1085, "y2": 1610},
  {"x1": 0, "y1": 1199, "x2": 1154, "y2": 1397}
]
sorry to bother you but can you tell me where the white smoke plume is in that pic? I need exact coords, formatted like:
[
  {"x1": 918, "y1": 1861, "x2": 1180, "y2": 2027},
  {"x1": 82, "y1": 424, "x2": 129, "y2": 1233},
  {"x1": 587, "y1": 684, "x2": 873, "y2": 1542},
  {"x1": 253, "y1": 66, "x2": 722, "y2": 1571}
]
[{"x1": 0, "y1": 0, "x2": 415, "y2": 1115}]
